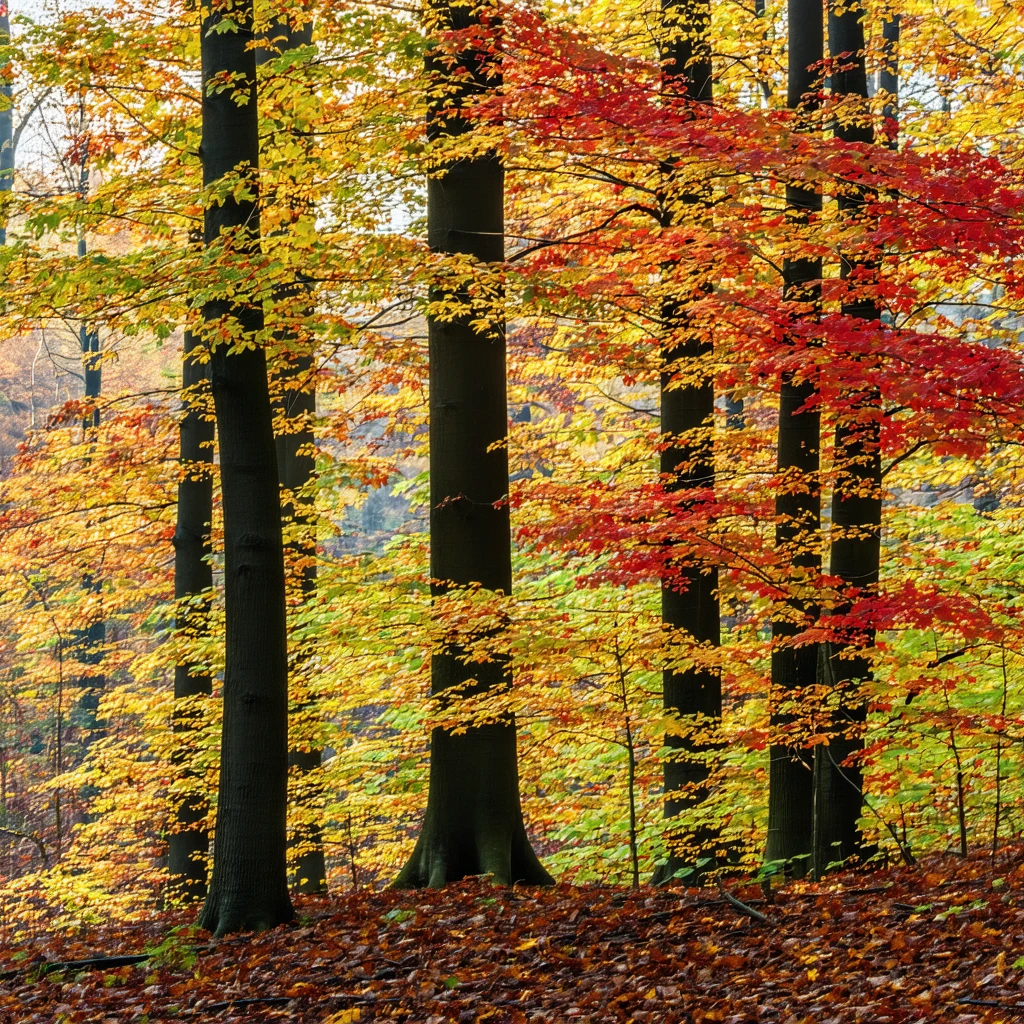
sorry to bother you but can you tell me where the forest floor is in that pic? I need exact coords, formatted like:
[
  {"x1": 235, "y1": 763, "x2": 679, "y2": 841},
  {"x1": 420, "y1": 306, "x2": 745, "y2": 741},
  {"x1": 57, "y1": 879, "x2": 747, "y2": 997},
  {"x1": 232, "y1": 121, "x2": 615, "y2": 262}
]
[{"x1": 2, "y1": 848, "x2": 1024, "y2": 1023}]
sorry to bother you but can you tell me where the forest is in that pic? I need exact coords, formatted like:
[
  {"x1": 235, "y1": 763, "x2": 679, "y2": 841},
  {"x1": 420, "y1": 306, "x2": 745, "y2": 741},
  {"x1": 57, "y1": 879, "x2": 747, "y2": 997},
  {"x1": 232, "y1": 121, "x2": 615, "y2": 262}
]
[{"x1": 2, "y1": 0, "x2": 1024, "y2": 1018}]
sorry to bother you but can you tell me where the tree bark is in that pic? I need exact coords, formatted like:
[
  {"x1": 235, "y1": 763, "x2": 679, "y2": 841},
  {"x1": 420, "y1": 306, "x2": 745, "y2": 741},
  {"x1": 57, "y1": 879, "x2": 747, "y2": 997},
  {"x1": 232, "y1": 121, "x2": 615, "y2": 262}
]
[
  {"x1": 276, "y1": 351, "x2": 326, "y2": 894},
  {"x1": 197, "y1": 0, "x2": 293, "y2": 936},
  {"x1": 812, "y1": 0, "x2": 882, "y2": 876},
  {"x1": 880, "y1": 15, "x2": 900, "y2": 149},
  {"x1": 167, "y1": 327, "x2": 214, "y2": 902},
  {"x1": 257, "y1": 15, "x2": 327, "y2": 897},
  {"x1": 652, "y1": 0, "x2": 722, "y2": 885},
  {"x1": 75, "y1": 310, "x2": 105, "y2": 736},
  {"x1": 394, "y1": 0, "x2": 551, "y2": 889},
  {"x1": 71, "y1": 142, "x2": 106, "y2": 767},
  {"x1": 764, "y1": 0, "x2": 824, "y2": 876},
  {"x1": 0, "y1": 1, "x2": 12, "y2": 247}
]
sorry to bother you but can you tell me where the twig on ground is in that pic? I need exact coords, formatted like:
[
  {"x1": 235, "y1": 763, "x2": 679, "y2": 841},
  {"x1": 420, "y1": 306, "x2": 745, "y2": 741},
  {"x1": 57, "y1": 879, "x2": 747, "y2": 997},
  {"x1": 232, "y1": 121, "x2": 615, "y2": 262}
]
[
  {"x1": 205, "y1": 996, "x2": 293, "y2": 1012},
  {"x1": 958, "y1": 997, "x2": 1024, "y2": 1012},
  {"x1": 715, "y1": 877, "x2": 771, "y2": 926}
]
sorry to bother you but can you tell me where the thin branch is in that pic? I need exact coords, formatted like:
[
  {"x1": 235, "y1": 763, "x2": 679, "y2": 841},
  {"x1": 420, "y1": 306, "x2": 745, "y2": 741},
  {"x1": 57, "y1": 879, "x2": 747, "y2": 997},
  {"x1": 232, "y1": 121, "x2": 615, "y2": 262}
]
[
  {"x1": 11, "y1": 88, "x2": 54, "y2": 158},
  {"x1": 507, "y1": 203, "x2": 660, "y2": 264},
  {"x1": 0, "y1": 825, "x2": 49, "y2": 867}
]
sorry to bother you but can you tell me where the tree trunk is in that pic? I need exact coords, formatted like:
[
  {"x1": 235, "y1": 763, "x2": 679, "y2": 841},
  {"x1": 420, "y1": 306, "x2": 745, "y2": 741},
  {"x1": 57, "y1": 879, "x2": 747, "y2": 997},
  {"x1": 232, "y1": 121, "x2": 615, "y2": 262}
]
[
  {"x1": 0, "y1": 2, "x2": 12, "y2": 247},
  {"x1": 764, "y1": 0, "x2": 824, "y2": 876},
  {"x1": 167, "y1": 327, "x2": 214, "y2": 902},
  {"x1": 71, "y1": 144, "x2": 106, "y2": 769},
  {"x1": 276, "y1": 351, "x2": 326, "y2": 894},
  {"x1": 812, "y1": 0, "x2": 882, "y2": 875},
  {"x1": 652, "y1": 0, "x2": 722, "y2": 886},
  {"x1": 880, "y1": 15, "x2": 900, "y2": 141},
  {"x1": 197, "y1": 0, "x2": 293, "y2": 936},
  {"x1": 395, "y1": 0, "x2": 551, "y2": 889},
  {"x1": 257, "y1": 15, "x2": 327, "y2": 897},
  {"x1": 75, "y1": 312, "x2": 105, "y2": 739}
]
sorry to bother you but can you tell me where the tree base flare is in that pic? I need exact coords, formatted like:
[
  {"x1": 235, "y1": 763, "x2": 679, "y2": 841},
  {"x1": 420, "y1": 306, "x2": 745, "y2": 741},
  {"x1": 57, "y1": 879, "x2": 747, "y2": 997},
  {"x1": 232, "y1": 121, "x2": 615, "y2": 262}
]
[
  {"x1": 393, "y1": 723, "x2": 554, "y2": 889},
  {"x1": 197, "y1": 895, "x2": 294, "y2": 938}
]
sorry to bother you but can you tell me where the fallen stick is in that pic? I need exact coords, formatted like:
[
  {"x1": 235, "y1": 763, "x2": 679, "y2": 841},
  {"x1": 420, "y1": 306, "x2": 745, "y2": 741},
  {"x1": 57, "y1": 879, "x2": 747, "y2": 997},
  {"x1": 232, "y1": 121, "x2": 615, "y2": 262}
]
[
  {"x1": 958, "y1": 997, "x2": 1024, "y2": 1013},
  {"x1": 42, "y1": 954, "x2": 153, "y2": 976},
  {"x1": 323, "y1": 993, "x2": 407, "y2": 1006},
  {"x1": 0, "y1": 940, "x2": 236, "y2": 983},
  {"x1": 205, "y1": 997, "x2": 293, "y2": 1012},
  {"x1": 715, "y1": 877, "x2": 770, "y2": 926},
  {"x1": 0, "y1": 954, "x2": 152, "y2": 981}
]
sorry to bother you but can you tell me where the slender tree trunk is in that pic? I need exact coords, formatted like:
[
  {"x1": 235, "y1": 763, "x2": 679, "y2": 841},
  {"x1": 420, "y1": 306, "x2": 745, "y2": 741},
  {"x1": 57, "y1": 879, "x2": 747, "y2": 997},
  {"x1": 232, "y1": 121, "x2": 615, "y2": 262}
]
[
  {"x1": 72, "y1": 141, "x2": 106, "y2": 767},
  {"x1": 724, "y1": 395, "x2": 744, "y2": 432},
  {"x1": 197, "y1": 0, "x2": 293, "y2": 936},
  {"x1": 812, "y1": 0, "x2": 882, "y2": 875},
  {"x1": 652, "y1": 0, "x2": 721, "y2": 885},
  {"x1": 880, "y1": 14, "x2": 900, "y2": 141},
  {"x1": 952, "y1": 736, "x2": 968, "y2": 858},
  {"x1": 394, "y1": 0, "x2": 551, "y2": 889},
  {"x1": 74, "y1": 312, "x2": 105, "y2": 742},
  {"x1": 993, "y1": 651, "x2": 1007, "y2": 856},
  {"x1": 167, "y1": 327, "x2": 214, "y2": 902},
  {"x1": 752, "y1": 0, "x2": 772, "y2": 104},
  {"x1": 257, "y1": 15, "x2": 327, "y2": 896},
  {"x1": 612, "y1": 640, "x2": 640, "y2": 888},
  {"x1": 345, "y1": 812, "x2": 359, "y2": 889},
  {"x1": 277, "y1": 352, "x2": 326, "y2": 893},
  {"x1": 625, "y1": 712, "x2": 639, "y2": 889},
  {"x1": 764, "y1": 0, "x2": 824, "y2": 876},
  {"x1": 0, "y1": 2, "x2": 12, "y2": 247},
  {"x1": 54, "y1": 641, "x2": 63, "y2": 862}
]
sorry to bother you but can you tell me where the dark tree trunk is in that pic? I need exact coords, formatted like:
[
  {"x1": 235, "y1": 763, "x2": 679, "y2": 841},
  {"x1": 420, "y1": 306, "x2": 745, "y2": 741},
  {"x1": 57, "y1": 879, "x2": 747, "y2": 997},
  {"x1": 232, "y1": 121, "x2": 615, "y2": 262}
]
[
  {"x1": 197, "y1": 0, "x2": 293, "y2": 936},
  {"x1": 257, "y1": 15, "x2": 327, "y2": 897},
  {"x1": 0, "y1": 3, "x2": 12, "y2": 247},
  {"x1": 167, "y1": 328, "x2": 214, "y2": 902},
  {"x1": 880, "y1": 15, "x2": 900, "y2": 147},
  {"x1": 276, "y1": 356, "x2": 326, "y2": 894},
  {"x1": 764, "y1": 0, "x2": 824, "y2": 875},
  {"x1": 724, "y1": 394, "x2": 744, "y2": 432},
  {"x1": 812, "y1": 0, "x2": 882, "y2": 876},
  {"x1": 395, "y1": 0, "x2": 551, "y2": 889},
  {"x1": 80, "y1": 322, "x2": 101, "y2": 429},
  {"x1": 71, "y1": 146, "x2": 106, "y2": 765},
  {"x1": 652, "y1": 0, "x2": 722, "y2": 886}
]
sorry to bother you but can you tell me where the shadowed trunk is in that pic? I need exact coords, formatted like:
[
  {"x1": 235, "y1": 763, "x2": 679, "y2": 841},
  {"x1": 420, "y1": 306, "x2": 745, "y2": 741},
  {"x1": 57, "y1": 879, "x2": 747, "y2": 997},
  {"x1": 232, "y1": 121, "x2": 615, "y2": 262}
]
[
  {"x1": 880, "y1": 15, "x2": 900, "y2": 149},
  {"x1": 167, "y1": 327, "x2": 214, "y2": 902},
  {"x1": 197, "y1": 0, "x2": 293, "y2": 936},
  {"x1": 277, "y1": 353, "x2": 326, "y2": 894},
  {"x1": 764, "y1": 0, "x2": 824, "y2": 876},
  {"x1": 812, "y1": 0, "x2": 882, "y2": 876},
  {"x1": 0, "y1": 2, "x2": 12, "y2": 247},
  {"x1": 394, "y1": 0, "x2": 551, "y2": 889},
  {"x1": 652, "y1": 0, "x2": 722, "y2": 886},
  {"x1": 76, "y1": 309, "x2": 104, "y2": 725},
  {"x1": 71, "y1": 142, "x2": 106, "y2": 776},
  {"x1": 258, "y1": 15, "x2": 327, "y2": 897}
]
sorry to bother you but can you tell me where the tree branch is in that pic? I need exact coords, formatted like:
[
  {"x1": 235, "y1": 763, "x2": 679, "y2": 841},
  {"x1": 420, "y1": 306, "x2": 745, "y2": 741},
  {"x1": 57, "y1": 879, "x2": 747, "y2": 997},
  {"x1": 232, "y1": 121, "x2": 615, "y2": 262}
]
[{"x1": 0, "y1": 825, "x2": 49, "y2": 867}]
